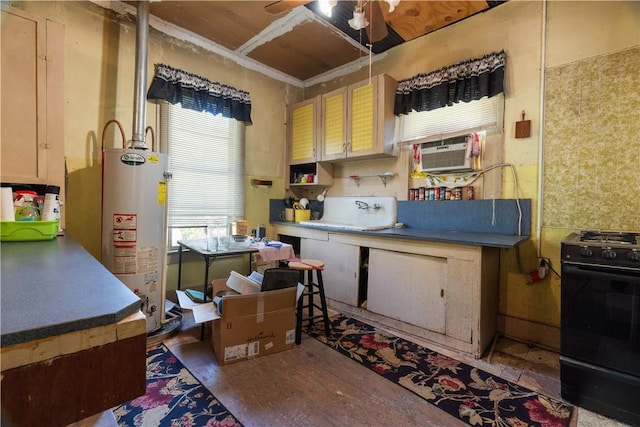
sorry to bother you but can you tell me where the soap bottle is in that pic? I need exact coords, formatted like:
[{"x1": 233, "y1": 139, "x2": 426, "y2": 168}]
[{"x1": 14, "y1": 190, "x2": 40, "y2": 221}]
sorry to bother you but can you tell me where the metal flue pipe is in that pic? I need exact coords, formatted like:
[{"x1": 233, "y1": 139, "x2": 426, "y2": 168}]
[{"x1": 131, "y1": 0, "x2": 150, "y2": 149}]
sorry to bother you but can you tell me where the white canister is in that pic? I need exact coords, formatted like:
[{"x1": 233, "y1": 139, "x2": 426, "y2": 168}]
[
  {"x1": 1, "y1": 187, "x2": 14, "y2": 221},
  {"x1": 41, "y1": 185, "x2": 61, "y2": 221}
]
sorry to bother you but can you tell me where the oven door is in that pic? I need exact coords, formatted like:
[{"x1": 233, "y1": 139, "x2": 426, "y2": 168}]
[{"x1": 561, "y1": 263, "x2": 640, "y2": 377}]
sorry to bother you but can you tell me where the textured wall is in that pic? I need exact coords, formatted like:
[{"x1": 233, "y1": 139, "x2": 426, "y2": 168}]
[{"x1": 543, "y1": 47, "x2": 640, "y2": 232}]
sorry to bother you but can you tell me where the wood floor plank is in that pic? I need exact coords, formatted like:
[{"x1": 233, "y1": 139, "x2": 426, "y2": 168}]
[{"x1": 163, "y1": 315, "x2": 467, "y2": 426}]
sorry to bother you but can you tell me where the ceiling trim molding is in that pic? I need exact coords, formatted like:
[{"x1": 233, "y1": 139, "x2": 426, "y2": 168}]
[
  {"x1": 236, "y1": 7, "x2": 314, "y2": 55},
  {"x1": 304, "y1": 50, "x2": 388, "y2": 87},
  {"x1": 236, "y1": 6, "x2": 370, "y2": 57}
]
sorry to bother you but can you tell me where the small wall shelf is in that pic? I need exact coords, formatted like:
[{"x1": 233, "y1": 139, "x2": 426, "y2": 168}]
[{"x1": 349, "y1": 172, "x2": 395, "y2": 187}]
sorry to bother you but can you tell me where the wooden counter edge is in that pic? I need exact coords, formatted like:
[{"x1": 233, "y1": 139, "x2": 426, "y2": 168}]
[{"x1": 1, "y1": 311, "x2": 145, "y2": 371}]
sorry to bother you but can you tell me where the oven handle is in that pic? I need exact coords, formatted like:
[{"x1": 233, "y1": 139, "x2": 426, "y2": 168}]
[{"x1": 562, "y1": 264, "x2": 640, "y2": 284}]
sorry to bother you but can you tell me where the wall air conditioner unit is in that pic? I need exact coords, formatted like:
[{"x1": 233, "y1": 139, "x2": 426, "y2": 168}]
[{"x1": 420, "y1": 135, "x2": 472, "y2": 173}]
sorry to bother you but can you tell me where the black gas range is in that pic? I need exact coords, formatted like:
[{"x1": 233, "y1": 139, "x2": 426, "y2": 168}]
[
  {"x1": 560, "y1": 230, "x2": 640, "y2": 425},
  {"x1": 562, "y1": 230, "x2": 640, "y2": 270}
]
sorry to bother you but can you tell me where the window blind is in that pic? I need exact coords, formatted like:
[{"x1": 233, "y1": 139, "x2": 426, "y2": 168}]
[
  {"x1": 397, "y1": 94, "x2": 504, "y2": 145},
  {"x1": 160, "y1": 103, "x2": 245, "y2": 228}
]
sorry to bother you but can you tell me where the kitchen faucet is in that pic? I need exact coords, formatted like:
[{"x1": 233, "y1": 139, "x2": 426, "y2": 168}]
[{"x1": 355, "y1": 200, "x2": 380, "y2": 210}]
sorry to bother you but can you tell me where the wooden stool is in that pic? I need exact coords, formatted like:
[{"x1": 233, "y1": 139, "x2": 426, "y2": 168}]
[{"x1": 288, "y1": 259, "x2": 331, "y2": 344}]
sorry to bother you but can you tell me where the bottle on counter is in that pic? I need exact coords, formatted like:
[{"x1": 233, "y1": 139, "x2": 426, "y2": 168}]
[
  {"x1": 14, "y1": 190, "x2": 40, "y2": 221},
  {"x1": 41, "y1": 185, "x2": 61, "y2": 221}
]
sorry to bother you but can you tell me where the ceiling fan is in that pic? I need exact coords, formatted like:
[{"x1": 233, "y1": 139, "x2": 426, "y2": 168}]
[{"x1": 265, "y1": 0, "x2": 399, "y2": 42}]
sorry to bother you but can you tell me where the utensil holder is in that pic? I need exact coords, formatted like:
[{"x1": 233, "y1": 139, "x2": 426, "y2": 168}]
[{"x1": 294, "y1": 209, "x2": 310, "y2": 223}]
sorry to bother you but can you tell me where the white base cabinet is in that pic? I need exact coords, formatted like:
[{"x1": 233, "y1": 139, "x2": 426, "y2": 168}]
[
  {"x1": 367, "y1": 249, "x2": 446, "y2": 334},
  {"x1": 274, "y1": 224, "x2": 499, "y2": 358},
  {"x1": 300, "y1": 237, "x2": 360, "y2": 306}
]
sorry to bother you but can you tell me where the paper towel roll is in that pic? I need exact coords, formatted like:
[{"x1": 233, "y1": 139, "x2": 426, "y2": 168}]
[{"x1": 1, "y1": 187, "x2": 14, "y2": 221}]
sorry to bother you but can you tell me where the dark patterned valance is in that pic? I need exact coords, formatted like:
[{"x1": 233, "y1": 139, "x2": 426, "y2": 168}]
[
  {"x1": 147, "y1": 63, "x2": 252, "y2": 124},
  {"x1": 394, "y1": 51, "x2": 506, "y2": 116}
]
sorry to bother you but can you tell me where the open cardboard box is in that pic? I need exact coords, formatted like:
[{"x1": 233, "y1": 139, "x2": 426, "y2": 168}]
[{"x1": 209, "y1": 278, "x2": 297, "y2": 366}]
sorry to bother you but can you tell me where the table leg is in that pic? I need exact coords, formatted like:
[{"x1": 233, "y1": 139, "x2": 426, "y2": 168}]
[
  {"x1": 204, "y1": 257, "x2": 212, "y2": 302},
  {"x1": 177, "y1": 245, "x2": 183, "y2": 290},
  {"x1": 201, "y1": 255, "x2": 213, "y2": 341}
]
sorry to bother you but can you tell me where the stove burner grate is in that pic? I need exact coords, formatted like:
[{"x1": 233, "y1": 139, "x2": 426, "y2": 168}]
[{"x1": 579, "y1": 231, "x2": 639, "y2": 245}]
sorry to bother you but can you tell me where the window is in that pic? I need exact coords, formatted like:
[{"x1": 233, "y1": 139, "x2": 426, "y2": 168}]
[
  {"x1": 160, "y1": 103, "x2": 245, "y2": 249},
  {"x1": 397, "y1": 94, "x2": 504, "y2": 145}
]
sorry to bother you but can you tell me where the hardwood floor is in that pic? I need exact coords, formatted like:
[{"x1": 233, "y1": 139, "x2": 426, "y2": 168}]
[{"x1": 161, "y1": 311, "x2": 630, "y2": 427}]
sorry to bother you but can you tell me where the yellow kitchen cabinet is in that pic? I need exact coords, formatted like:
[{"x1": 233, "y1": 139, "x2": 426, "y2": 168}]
[
  {"x1": 1, "y1": 6, "x2": 65, "y2": 225},
  {"x1": 287, "y1": 97, "x2": 333, "y2": 190},
  {"x1": 288, "y1": 97, "x2": 320, "y2": 165},
  {"x1": 320, "y1": 74, "x2": 397, "y2": 161}
]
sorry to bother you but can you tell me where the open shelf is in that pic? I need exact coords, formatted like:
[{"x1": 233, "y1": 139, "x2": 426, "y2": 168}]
[{"x1": 348, "y1": 172, "x2": 395, "y2": 187}]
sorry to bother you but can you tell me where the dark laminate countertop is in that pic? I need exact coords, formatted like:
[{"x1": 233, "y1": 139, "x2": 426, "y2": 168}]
[
  {"x1": 1, "y1": 235, "x2": 141, "y2": 347},
  {"x1": 271, "y1": 221, "x2": 528, "y2": 248}
]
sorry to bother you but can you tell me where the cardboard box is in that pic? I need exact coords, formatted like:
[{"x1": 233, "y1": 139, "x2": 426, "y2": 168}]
[
  {"x1": 210, "y1": 279, "x2": 297, "y2": 366},
  {"x1": 232, "y1": 220, "x2": 249, "y2": 236}
]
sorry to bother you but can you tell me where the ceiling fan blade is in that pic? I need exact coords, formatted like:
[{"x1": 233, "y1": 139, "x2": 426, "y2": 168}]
[
  {"x1": 365, "y1": 1, "x2": 389, "y2": 42},
  {"x1": 264, "y1": 0, "x2": 311, "y2": 15}
]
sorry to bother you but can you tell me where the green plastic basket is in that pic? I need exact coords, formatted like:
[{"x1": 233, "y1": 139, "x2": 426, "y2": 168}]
[{"x1": 0, "y1": 220, "x2": 59, "y2": 242}]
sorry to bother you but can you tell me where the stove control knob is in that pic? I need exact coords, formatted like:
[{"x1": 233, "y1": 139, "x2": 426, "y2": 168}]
[
  {"x1": 602, "y1": 248, "x2": 617, "y2": 259},
  {"x1": 629, "y1": 250, "x2": 640, "y2": 262},
  {"x1": 579, "y1": 246, "x2": 593, "y2": 257}
]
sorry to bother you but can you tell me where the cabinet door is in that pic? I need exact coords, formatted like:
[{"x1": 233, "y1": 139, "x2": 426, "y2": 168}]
[
  {"x1": 347, "y1": 79, "x2": 377, "y2": 157},
  {"x1": 1, "y1": 8, "x2": 47, "y2": 183},
  {"x1": 300, "y1": 238, "x2": 359, "y2": 306},
  {"x1": 1, "y1": 7, "x2": 65, "y2": 223},
  {"x1": 289, "y1": 98, "x2": 319, "y2": 165},
  {"x1": 320, "y1": 87, "x2": 347, "y2": 161},
  {"x1": 367, "y1": 249, "x2": 446, "y2": 334}
]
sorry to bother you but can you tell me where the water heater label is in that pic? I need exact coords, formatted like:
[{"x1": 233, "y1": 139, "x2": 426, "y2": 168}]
[
  {"x1": 158, "y1": 182, "x2": 167, "y2": 205},
  {"x1": 120, "y1": 153, "x2": 146, "y2": 166},
  {"x1": 113, "y1": 213, "x2": 137, "y2": 228}
]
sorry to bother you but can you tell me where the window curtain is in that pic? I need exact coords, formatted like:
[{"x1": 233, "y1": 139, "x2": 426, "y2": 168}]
[
  {"x1": 147, "y1": 63, "x2": 252, "y2": 124},
  {"x1": 394, "y1": 50, "x2": 506, "y2": 116}
]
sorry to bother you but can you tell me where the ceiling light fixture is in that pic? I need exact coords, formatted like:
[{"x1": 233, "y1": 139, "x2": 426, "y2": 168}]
[
  {"x1": 385, "y1": 0, "x2": 400, "y2": 13},
  {"x1": 318, "y1": 0, "x2": 338, "y2": 17},
  {"x1": 348, "y1": 3, "x2": 369, "y2": 31}
]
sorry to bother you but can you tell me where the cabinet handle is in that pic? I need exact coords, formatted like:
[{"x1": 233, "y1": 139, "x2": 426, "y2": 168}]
[{"x1": 440, "y1": 289, "x2": 444, "y2": 298}]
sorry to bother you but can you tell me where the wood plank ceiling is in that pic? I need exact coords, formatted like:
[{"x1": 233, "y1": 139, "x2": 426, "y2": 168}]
[{"x1": 125, "y1": 0, "x2": 506, "y2": 84}]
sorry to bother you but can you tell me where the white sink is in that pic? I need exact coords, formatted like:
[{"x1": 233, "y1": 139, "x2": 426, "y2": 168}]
[{"x1": 299, "y1": 196, "x2": 396, "y2": 231}]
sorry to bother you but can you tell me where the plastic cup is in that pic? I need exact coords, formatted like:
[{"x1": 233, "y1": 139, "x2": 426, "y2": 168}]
[{"x1": 207, "y1": 225, "x2": 218, "y2": 251}]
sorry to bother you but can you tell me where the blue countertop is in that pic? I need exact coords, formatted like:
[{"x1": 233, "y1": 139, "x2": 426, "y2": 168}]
[
  {"x1": 270, "y1": 199, "x2": 531, "y2": 248},
  {"x1": 1, "y1": 236, "x2": 142, "y2": 347},
  {"x1": 270, "y1": 221, "x2": 528, "y2": 248}
]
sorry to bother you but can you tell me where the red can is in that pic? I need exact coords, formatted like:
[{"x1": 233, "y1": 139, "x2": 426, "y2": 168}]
[
  {"x1": 466, "y1": 186, "x2": 474, "y2": 200},
  {"x1": 418, "y1": 187, "x2": 425, "y2": 200},
  {"x1": 408, "y1": 188, "x2": 416, "y2": 200}
]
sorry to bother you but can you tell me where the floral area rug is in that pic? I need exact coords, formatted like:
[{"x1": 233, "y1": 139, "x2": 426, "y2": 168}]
[
  {"x1": 306, "y1": 315, "x2": 574, "y2": 427},
  {"x1": 113, "y1": 344, "x2": 242, "y2": 427}
]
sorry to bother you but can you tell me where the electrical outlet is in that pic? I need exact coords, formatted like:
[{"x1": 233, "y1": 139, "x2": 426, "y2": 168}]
[{"x1": 537, "y1": 258, "x2": 550, "y2": 279}]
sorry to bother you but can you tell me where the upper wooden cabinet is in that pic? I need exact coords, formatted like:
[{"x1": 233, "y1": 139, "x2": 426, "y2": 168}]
[
  {"x1": 320, "y1": 74, "x2": 397, "y2": 161},
  {"x1": 1, "y1": 6, "x2": 65, "y2": 210},
  {"x1": 288, "y1": 97, "x2": 320, "y2": 165}
]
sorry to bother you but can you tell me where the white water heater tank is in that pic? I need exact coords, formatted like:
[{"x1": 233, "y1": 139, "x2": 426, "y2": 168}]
[{"x1": 101, "y1": 148, "x2": 170, "y2": 334}]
